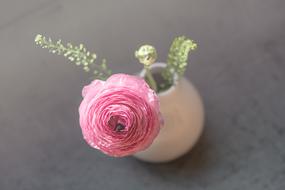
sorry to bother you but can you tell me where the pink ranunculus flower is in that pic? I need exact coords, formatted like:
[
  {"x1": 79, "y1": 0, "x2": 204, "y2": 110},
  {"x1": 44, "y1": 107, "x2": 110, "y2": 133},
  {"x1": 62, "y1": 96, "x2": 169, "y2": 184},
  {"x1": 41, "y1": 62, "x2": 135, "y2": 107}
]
[{"x1": 79, "y1": 74, "x2": 162, "y2": 157}]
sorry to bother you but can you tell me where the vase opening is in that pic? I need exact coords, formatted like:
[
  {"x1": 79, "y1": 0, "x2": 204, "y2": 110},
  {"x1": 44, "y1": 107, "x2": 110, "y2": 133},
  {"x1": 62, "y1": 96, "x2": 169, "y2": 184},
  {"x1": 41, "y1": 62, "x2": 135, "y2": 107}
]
[{"x1": 140, "y1": 63, "x2": 178, "y2": 94}]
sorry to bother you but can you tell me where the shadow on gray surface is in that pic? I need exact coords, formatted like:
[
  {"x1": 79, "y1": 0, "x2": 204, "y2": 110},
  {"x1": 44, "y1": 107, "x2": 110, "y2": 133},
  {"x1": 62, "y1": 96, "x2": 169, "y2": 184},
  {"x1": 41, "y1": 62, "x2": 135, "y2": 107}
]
[{"x1": 134, "y1": 123, "x2": 213, "y2": 177}]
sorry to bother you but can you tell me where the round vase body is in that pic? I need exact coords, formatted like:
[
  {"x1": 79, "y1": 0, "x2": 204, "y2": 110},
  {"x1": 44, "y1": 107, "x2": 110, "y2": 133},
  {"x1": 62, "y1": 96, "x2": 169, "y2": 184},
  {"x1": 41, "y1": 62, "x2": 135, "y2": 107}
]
[{"x1": 134, "y1": 63, "x2": 204, "y2": 163}]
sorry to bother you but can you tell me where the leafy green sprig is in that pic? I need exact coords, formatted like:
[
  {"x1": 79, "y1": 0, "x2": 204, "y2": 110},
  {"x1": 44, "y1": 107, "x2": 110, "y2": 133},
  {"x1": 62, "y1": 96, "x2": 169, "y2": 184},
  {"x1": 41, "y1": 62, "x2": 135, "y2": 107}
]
[
  {"x1": 163, "y1": 36, "x2": 197, "y2": 85},
  {"x1": 34, "y1": 34, "x2": 112, "y2": 80}
]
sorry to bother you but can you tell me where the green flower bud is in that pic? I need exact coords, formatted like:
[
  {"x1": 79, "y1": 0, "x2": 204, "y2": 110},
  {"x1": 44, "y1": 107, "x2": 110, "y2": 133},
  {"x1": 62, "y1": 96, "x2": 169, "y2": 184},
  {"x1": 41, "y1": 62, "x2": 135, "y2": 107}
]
[{"x1": 135, "y1": 45, "x2": 157, "y2": 66}]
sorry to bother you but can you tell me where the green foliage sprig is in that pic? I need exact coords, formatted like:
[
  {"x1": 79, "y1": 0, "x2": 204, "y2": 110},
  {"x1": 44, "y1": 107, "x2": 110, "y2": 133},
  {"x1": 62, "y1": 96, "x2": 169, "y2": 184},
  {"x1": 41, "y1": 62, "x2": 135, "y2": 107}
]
[
  {"x1": 162, "y1": 36, "x2": 197, "y2": 85},
  {"x1": 34, "y1": 34, "x2": 112, "y2": 80}
]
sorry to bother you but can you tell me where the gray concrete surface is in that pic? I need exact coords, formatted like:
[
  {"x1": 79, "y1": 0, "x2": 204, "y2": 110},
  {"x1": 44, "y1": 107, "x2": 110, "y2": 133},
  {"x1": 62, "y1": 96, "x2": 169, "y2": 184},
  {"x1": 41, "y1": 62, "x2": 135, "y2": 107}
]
[{"x1": 0, "y1": 0, "x2": 285, "y2": 189}]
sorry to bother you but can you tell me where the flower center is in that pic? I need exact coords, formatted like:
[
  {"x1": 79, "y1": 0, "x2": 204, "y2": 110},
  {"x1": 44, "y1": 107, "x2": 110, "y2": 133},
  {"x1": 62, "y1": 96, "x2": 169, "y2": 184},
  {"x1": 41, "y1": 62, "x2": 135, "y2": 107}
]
[
  {"x1": 108, "y1": 116, "x2": 125, "y2": 132},
  {"x1": 115, "y1": 123, "x2": 125, "y2": 132}
]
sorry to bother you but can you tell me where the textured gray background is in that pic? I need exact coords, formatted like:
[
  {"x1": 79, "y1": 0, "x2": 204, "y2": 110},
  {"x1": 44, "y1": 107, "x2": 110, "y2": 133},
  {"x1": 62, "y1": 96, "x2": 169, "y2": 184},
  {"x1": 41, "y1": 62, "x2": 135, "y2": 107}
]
[{"x1": 0, "y1": 0, "x2": 285, "y2": 189}]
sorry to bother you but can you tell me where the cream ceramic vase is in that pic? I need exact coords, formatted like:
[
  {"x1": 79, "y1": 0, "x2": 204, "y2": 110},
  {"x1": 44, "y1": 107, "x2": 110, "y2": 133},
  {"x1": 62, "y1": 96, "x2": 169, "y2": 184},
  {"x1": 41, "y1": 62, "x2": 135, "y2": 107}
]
[{"x1": 134, "y1": 63, "x2": 204, "y2": 163}]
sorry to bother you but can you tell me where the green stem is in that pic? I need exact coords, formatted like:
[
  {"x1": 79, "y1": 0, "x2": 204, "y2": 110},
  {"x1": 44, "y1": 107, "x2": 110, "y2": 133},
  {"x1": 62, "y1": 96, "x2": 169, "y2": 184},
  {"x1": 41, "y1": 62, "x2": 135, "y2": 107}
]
[{"x1": 145, "y1": 66, "x2": 157, "y2": 92}]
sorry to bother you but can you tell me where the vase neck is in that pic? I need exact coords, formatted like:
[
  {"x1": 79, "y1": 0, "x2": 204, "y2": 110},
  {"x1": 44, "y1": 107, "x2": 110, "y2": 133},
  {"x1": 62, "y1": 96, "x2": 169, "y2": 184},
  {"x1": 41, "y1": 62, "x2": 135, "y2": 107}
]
[{"x1": 140, "y1": 62, "x2": 178, "y2": 94}]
